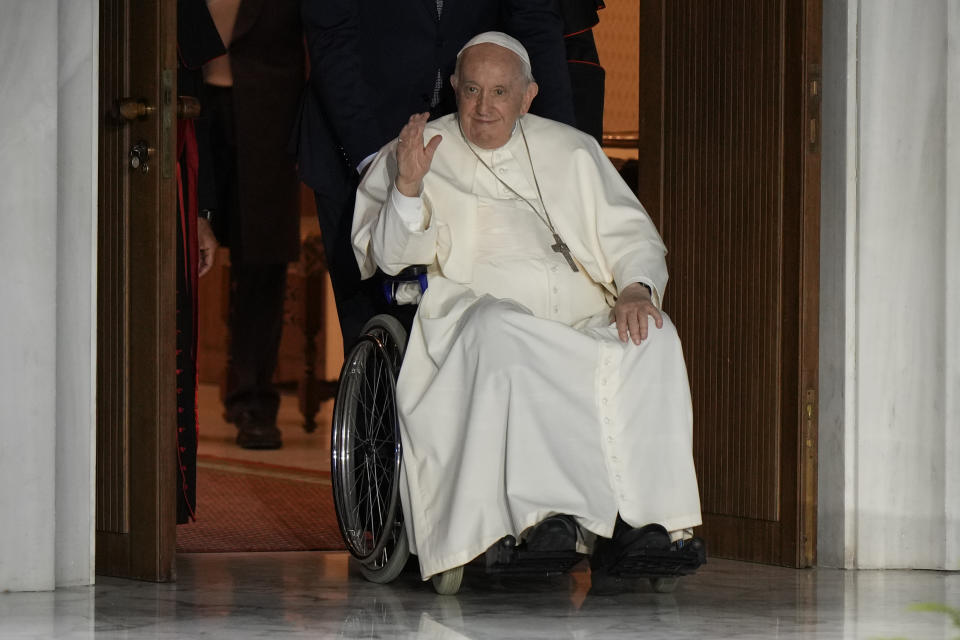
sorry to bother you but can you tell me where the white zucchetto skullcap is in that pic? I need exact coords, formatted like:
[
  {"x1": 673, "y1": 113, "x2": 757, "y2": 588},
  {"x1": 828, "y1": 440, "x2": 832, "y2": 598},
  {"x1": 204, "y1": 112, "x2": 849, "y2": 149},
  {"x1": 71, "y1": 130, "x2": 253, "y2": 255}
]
[{"x1": 457, "y1": 31, "x2": 531, "y2": 70}]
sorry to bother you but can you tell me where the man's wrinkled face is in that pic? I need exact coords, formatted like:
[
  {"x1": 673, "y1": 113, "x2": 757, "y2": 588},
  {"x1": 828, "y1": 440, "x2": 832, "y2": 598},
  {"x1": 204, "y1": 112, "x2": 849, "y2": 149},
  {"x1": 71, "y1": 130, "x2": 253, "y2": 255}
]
[{"x1": 451, "y1": 43, "x2": 538, "y2": 149}]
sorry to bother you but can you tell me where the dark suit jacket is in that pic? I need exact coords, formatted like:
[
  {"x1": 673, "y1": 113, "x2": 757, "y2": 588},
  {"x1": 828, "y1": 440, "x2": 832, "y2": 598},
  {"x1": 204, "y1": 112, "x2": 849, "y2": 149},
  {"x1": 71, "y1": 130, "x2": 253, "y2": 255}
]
[
  {"x1": 178, "y1": 0, "x2": 225, "y2": 215},
  {"x1": 293, "y1": 0, "x2": 576, "y2": 206},
  {"x1": 226, "y1": 0, "x2": 305, "y2": 263},
  {"x1": 560, "y1": 0, "x2": 605, "y2": 143}
]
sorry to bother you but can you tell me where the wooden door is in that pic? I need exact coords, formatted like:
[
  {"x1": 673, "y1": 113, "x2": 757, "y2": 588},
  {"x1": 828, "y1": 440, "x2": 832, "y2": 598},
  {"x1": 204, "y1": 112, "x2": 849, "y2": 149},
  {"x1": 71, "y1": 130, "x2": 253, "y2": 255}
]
[
  {"x1": 96, "y1": 0, "x2": 178, "y2": 581},
  {"x1": 637, "y1": 0, "x2": 821, "y2": 567}
]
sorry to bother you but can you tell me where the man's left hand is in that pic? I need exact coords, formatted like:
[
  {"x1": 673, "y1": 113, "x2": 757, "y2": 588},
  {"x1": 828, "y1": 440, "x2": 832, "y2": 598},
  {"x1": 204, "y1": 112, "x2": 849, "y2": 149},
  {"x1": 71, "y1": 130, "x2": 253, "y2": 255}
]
[
  {"x1": 611, "y1": 282, "x2": 662, "y2": 344},
  {"x1": 197, "y1": 218, "x2": 219, "y2": 278}
]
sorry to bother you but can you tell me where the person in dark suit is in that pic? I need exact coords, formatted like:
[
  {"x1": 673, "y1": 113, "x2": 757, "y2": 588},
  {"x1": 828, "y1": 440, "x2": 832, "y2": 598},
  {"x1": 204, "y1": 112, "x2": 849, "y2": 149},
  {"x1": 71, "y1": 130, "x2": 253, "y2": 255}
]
[
  {"x1": 202, "y1": 0, "x2": 305, "y2": 449},
  {"x1": 560, "y1": 0, "x2": 606, "y2": 144},
  {"x1": 293, "y1": 0, "x2": 577, "y2": 350}
]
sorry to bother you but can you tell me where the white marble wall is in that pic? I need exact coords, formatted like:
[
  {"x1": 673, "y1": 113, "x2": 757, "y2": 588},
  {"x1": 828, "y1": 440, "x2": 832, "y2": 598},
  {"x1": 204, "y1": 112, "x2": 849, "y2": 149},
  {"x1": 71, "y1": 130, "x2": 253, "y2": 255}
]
[
  {"x1": 0, "y1": 1, "x2": 60, "y2": 592},
  {"x1": 818, "y1": 0, "x2": 859, "y2": 570},
  {"x1": 55, "y1": 0, "x2": 97, "y2": 587},
  {"x1": 945, "y1": 0, "x2": 960, "y2": 573},
  {"x1": 0, "y1": 0, "x2": 97, "y2": 591},
  {"x1": 819, "y1": 0, "x2": 960, "y2": 570}
]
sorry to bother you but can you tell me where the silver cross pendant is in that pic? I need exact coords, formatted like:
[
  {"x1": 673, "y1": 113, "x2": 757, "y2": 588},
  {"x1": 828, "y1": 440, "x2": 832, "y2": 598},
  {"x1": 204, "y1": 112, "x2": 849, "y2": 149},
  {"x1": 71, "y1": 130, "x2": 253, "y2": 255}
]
[{"x1": 551, "y1": 234, "x2": 579, "y2": 272}]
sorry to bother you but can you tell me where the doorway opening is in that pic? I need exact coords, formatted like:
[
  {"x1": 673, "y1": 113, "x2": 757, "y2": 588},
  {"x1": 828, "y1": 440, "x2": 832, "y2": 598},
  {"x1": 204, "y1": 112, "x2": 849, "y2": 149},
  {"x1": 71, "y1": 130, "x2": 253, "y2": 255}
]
[
  {"x1": 97, "y1": 0, "x2": 819, "y2": 578},
  {"x1": 178, "y1": 190, "x2": 344, "y2": 553}
]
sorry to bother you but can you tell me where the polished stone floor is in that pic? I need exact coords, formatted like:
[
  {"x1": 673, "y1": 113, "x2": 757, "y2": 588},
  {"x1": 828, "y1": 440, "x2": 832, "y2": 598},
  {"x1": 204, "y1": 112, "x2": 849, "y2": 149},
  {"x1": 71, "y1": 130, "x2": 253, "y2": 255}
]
[{"x1": 1, "y1": 552, "x2": 957, "y2": 639}]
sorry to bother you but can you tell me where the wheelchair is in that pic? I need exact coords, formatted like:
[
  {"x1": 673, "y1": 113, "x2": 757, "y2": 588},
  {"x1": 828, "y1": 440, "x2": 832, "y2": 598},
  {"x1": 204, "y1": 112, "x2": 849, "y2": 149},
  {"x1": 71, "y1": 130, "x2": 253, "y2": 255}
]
[{"x1": 330, "y1": 268, "x2": 705, "y2": 595}]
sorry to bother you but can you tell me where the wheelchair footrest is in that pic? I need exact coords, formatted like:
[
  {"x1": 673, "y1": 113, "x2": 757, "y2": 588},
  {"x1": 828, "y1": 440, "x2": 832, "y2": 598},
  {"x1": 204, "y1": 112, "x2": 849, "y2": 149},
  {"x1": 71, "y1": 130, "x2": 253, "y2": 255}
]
[
  {"x1": 604, "y1": 537, "x2": 706, "y2": 579},
  {"x1": 483, "y1": 536, "x2": 586, "y2": 577}
]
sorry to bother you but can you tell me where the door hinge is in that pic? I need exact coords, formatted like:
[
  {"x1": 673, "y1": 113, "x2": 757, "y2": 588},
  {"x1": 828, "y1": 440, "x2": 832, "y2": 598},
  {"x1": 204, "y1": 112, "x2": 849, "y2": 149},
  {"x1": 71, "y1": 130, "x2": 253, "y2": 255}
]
[
  {"x1": 804, "y1": 388, "x2": 816, "y2": 448},
  {"x1": 808, "y1": 64, "x2": 821, "y2": 153}
]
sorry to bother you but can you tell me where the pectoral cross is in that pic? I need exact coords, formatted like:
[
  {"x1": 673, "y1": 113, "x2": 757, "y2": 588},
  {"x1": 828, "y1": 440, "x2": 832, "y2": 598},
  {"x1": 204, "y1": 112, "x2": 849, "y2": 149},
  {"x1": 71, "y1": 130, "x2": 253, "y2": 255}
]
[{"x1": 552, "y1": 234, "x2": 579, "y2": 272}]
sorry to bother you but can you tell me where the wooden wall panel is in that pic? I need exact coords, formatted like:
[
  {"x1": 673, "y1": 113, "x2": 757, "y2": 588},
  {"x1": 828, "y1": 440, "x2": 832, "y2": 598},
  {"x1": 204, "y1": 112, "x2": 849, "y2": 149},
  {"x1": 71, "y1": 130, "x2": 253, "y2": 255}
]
[
  {"x1": 660, "y1": 0, "x2": 784, "y2": 523},
  {"x1": 96, "y1": 0, "x2": 130, "y2": 535},
  {"x1": 639, "y1": 0, "x2": 820, "y2": 567}
]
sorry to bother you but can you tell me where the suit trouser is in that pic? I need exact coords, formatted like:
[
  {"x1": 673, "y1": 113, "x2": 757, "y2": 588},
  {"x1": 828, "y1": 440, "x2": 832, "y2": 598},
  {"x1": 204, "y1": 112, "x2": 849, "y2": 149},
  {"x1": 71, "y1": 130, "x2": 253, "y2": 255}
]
[
  {"x1": 223, "y1": 260, "x2": 287, "y2": 424},
  {"x1": 203, "y1": 82, "x2": 289, "y2": 425},
  {"x1": 313, "y1": 188, "x2": 391, "y2": 353}
]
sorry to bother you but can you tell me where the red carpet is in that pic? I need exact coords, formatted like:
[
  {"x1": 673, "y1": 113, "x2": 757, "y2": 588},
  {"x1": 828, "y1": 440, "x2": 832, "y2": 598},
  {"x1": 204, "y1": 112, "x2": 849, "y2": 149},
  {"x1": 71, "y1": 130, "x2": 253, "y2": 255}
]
[{"x1": 176, "y1": 460, "x2": 345, "y2": 553}]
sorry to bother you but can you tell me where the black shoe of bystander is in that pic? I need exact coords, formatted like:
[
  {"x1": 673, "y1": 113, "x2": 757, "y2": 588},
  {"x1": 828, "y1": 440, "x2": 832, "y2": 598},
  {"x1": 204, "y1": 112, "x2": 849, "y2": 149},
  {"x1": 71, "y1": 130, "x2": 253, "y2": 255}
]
[{"x1": 234, "y1": 410, "x2": 283, "y2": 450}]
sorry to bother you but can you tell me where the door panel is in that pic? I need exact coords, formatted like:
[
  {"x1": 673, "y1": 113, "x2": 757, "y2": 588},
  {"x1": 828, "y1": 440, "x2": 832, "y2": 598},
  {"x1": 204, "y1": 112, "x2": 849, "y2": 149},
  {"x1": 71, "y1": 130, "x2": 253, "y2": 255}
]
[
  {"x1": 637, "y1": 0, "x2": 820, "y2": 566},
  {"x1": 96, "y1": 0, "x2": 178, "y2": 581}
]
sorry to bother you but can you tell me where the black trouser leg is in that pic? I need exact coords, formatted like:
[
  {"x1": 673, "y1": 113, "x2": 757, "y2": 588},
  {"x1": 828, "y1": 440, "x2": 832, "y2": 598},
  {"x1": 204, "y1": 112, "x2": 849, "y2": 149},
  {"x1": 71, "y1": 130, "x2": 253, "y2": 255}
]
[
  {"x1": 224, "y1": 260, "x2": 287, "y2": 426},
  {"x1": 313, "y1": 189, "x2": 387, "y2": 352}
]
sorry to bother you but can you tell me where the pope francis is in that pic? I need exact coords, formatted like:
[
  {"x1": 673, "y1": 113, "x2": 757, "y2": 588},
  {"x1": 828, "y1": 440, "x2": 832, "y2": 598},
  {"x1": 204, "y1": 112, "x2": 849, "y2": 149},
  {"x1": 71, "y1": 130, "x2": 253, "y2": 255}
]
[{"x1": 352, "y1": 32, "x2": 702, "y2": 580}]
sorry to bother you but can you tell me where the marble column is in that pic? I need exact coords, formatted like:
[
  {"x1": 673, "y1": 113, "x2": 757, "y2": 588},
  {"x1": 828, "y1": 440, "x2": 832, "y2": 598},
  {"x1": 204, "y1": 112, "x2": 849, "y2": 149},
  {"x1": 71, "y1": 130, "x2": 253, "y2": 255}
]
[
  {"x1": 55, "y1": 0, "x2": 98, "y2": 587},
  {"x1": 0, "y1": 1, "x2": 60, "y2": 591},
  {"x1": 945, "y1": 0, "x2": 960, "y2": 573},
  {"x1": 819, "y1": 0, "x2": 960, "y2": 570},
  {"x1": 818, "y1": 0, "x2": 859, "y2": 570},
  {"x1": 0, "y1": 0, "x2": 97, "y2": 591}
]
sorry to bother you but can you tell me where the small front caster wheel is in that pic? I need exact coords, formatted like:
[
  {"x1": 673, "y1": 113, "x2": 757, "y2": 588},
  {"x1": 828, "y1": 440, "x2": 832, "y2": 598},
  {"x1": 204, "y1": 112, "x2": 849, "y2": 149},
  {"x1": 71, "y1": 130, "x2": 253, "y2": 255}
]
[{"x1": 431, "y1": 566, "x2": 464, "y2": 595}]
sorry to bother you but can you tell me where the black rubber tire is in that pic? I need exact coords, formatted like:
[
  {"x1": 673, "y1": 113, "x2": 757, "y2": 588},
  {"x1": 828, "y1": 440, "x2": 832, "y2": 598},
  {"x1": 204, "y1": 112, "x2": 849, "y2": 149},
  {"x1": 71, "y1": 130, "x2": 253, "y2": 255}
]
[
  {"x1": 360, "y1": 314, "x2": 407, "y2": 375},
  {"x1": 360, "y1": 525, "x2": 410, "y2": 584},
  {"x1": 330, "y1": 315, "x2": 408, "y2": 568}
]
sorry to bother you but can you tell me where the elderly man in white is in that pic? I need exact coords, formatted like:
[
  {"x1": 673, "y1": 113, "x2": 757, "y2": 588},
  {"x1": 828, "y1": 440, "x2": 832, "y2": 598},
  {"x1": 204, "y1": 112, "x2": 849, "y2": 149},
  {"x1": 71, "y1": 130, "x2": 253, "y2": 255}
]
[{"x1": 353, "y1": 31, "x2": 702, "y2": 581}]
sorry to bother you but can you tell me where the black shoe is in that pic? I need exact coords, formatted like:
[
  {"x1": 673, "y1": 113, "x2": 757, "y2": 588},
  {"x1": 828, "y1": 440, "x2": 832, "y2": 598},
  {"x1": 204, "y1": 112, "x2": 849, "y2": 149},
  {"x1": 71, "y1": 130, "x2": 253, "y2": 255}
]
[
  {"x1": 235, "y1": 422, "x2": 282, "y2": 450},
  {"x1": 591, "y1": 522, "x2": 671, "y2": 573},
  {"x1": 525, "y1": 515, "x2": 579, "y2": 553},
  {"x1": 671, "y1": 536, "x2": 708, "y2": 565}
]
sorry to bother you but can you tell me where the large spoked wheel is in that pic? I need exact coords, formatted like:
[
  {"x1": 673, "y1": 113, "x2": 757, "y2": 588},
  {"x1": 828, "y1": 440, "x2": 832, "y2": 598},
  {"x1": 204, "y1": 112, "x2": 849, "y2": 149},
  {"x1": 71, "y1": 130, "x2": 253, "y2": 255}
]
[{"x1": 332, "y1": 315, "x2": 410, "y2": 583}]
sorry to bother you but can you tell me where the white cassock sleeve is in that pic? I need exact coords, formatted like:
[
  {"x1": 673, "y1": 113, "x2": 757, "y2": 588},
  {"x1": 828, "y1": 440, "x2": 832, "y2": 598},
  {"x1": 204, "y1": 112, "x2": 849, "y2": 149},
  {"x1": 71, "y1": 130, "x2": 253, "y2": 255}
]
[
  {"x1": 368, "y1": 186, "x2": 438, "y2": 275},
  {"x1": 353, "y1": 141, "x2": 439, "y2": 277},
  {"x1": 584, "y1": 141, "x2": 668, "y2": 308}
]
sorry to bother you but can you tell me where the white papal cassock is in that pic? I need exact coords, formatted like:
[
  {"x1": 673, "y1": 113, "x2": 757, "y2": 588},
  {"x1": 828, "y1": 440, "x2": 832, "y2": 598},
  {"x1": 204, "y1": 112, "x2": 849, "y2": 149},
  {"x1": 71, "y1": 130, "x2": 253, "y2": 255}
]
[{"x1": 353, "y1": 113, "x2": 701, "y2": 579}]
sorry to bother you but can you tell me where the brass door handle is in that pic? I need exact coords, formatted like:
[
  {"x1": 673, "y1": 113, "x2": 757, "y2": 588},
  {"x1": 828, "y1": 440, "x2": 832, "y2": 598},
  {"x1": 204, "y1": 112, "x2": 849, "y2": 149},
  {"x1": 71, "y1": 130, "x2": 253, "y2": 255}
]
[
  {"x1": 177, "y1": 96, "x2": 201, "y2": 119},
  {"x1": 116, "y1": 98, "x2": 155, "y2": 121},
  {"x1": 117, "y1": 96, "x2": 200, "y2": 121}
]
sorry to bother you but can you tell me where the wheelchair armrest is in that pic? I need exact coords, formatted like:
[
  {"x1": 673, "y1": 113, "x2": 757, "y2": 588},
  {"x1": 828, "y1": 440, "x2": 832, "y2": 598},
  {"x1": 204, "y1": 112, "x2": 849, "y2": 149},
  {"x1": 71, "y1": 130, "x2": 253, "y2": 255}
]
[
  {"x1": 382, "y1": 265, "x2": 429, "y2": 305},
  {"x1": 395, "y1": 265, "x2": 428, "y2": 279}
]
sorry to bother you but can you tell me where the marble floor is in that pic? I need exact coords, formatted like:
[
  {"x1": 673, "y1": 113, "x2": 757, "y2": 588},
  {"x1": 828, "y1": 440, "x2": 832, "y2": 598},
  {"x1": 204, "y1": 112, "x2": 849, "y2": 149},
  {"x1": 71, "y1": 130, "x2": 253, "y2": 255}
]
[{"x1": 1, "y1": 553, "x2": 957, "y2": 639}]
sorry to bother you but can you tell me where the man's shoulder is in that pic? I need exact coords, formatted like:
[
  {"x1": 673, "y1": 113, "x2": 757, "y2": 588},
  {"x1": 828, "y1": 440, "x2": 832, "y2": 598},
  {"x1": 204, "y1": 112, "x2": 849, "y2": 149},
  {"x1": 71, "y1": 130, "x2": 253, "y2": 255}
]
[
  {"x1": 522, "y1": 114, "x2": 599, "y2": 152},
  {"x1": 519, "y1": 114, "x2": 609, "y2": 172}
]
